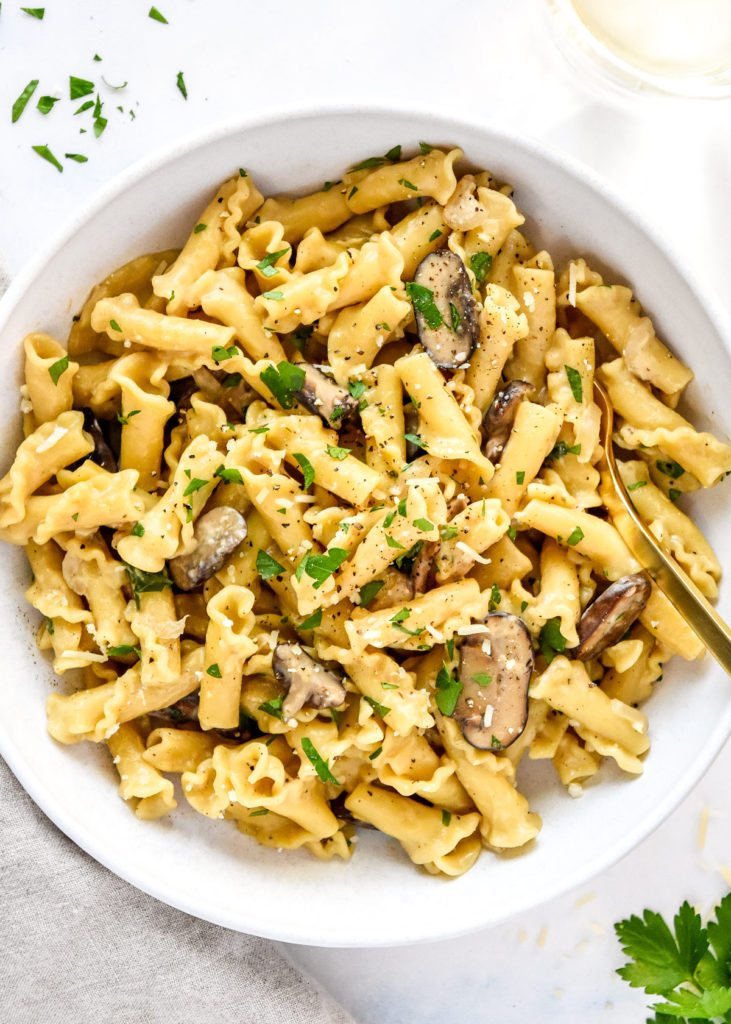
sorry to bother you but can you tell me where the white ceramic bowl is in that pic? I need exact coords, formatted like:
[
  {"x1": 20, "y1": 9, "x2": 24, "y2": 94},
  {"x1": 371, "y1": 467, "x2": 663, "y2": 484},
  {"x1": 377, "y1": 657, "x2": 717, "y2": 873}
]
[{"x1": 1, "y1": 108, "x2": 729, "y2": 947}]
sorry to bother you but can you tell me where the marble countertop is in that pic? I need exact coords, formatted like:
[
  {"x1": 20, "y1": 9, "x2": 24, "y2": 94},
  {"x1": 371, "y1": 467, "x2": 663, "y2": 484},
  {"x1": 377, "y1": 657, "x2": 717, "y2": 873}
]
[{"x1": 1, "y1": 1, "x2": 729, "y2": 1020}]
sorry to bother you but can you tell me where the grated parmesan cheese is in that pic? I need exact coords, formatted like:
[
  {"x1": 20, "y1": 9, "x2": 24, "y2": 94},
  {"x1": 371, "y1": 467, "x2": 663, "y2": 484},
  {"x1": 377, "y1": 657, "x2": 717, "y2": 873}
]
[
  {"x1": 424, "y1": 624, "x2": 444, "y2": 643},
  {"x1": 36, "y1": 425, "x2": 68, "y2": 453},
  {"x1": 457, "y1": 623, "x2": 491, "y2": 636},
  {"x1": 455, "y1": 540, "x2": 491, "y2": 564}
]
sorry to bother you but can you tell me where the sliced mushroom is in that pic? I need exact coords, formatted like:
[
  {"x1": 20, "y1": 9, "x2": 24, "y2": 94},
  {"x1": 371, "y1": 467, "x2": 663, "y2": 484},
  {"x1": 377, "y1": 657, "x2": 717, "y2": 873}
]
[
  {"x1": 192, "y1": 366, "x2": 256, "y2": 419},
  {"x1": 168, "y1": 506, "x2": 247, "y2": 590},
  {"x1": 272, "y1": 642, "x2": 347, "y2": 721},
  {"x1": 81, "y1": 409, "x2": 118, "y2": 472},
  {"x1": 149, "y1": 692, "x2": 254, "y2": 740},
  {"x1": 453, "y1": 612, "x2": 534, "y2": 750},
  {"x1": 482, "y1": 381, "x2": 534, "y2": 462},
  {"x1": 295, "y1": 363, "x2": 359, "y2": 426},
  {"x1": 411, "y1": 494, "x2": 468, "y2": 594},
  {"x1": 411, "y1": 250, "x2": 479, "y2": 368},
  {"x1": 574, "y1": 573, "x2": 651, "y2": 661}
]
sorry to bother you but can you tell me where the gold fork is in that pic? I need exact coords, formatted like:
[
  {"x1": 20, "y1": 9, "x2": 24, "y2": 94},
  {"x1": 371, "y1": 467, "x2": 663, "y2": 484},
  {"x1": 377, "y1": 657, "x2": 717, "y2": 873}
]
[{"x1": 593, "y1": 379, "x2": 731, "y2": 673}]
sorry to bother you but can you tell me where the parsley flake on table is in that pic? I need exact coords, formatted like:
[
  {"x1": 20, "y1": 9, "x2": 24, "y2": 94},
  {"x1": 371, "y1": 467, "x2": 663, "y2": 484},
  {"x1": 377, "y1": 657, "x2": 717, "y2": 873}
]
[
  {"x1": 32, "y1": 144, "x2": 63, "y2": 172},
  {"x1": 176, "y1": 70, "x2": 187, "y2": 99},
  {"x1": 148, "y1": 6, "x2": 168, "y2": 22},
  {"x1": 69, "y1": 76, "x2": 95, "y2": 100},
  {"x1": 36, "y1": 95, "x2": 59, "y2": 115},
  {"x1": 65, "y1": 152, "x2": 88, "y2": 163},
  {"x1": 12, "y1": 79, "x2": 39, "y2": 122},
  {"x1": 21, "y1": 7, "x2": 44, "y2": 18},
  {"x1": 301, "y1": 737, "x2": 340, "y2": 785}
]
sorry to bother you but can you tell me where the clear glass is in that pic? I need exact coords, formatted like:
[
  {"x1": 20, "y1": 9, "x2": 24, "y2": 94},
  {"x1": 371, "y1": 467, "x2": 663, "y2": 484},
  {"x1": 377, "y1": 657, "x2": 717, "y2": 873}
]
[{"x1": 546, "y1": 0, "x2": 731, "y2": 99}]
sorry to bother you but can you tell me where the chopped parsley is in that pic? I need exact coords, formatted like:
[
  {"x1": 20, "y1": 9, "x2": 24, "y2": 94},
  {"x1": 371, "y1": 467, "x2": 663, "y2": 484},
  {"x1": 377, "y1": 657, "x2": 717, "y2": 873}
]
[
  {"x1": 296, "y1": 547, "x2": 349, "y2": 589},
  {"x1": 124, "y1": 563, "x2": 172, "y2": 608},
  {"x1": 259, "y1": 360, "x2": 306, "y2": 408},
  {"x1": 450, "y1": 301, "x2": 461, "y2": 332},
  {"x1": 405, "y1": 281, "x2": 443, "y2": 330},
  {"x1": 107, "y1": 644, "x2": 141, "y2": 659},
  {"x1": 48, "y1": 356, "x2": 69, "y2": 385},
  {"x1": 358, "y1": 580, "x2": 384, "y2": 607},
  {"x1": 211, "y1": 344, "x2": 238, "y2": 362},
  {"x1": 435, "y1": 663, "x2": 462, "y2": 716},
  {"x1": 516, "y1": 470, "x2": 525, "y2": 485},
  {"x1": 36, "y1": 95, "x2": 59, "y2": 115},
  {"x1": 539, "y1": 616, "x2": 567, "y2": 665},
  {"x1": 301, "y1": 737, "x2": 340, "y2": 786},
  {"x1": 441, "y1": 810, "x2": 451, "y2": 826},
  {"x1": 626, "y1": 480, "x2": 647, "y2": 491},
  {"x1": 489, "y1": 583, "x2": 501, "y2": 611},
  {"x1": 293, "y1": 452, "x2": 315, "y2": 489},
  {"x1": 65, "y1": 153, "x2": 88, "y2": 163},
  {"x1": 385, "y1": 535, "x2": 405, "y2": 550},
  {"x1": 428, "y1": 229, "x2": 442, "y2": 243},
  {"x1": 564, "y1": 365, "x2": 584, "y2": 403},
  {"x1": 214, "y1": 465, "x2": 243, "y2": 485},
  {"x1": 256, "y1": 550, "x2": 284, "y2": 580},
  {"x1": 669, "y1": 488, "x2": 682, "y2": 503},
  {"x1": 176, "y1": 71, "x2": 187, "y2": 99},
  {"x1": 440, "y1": 524, "x2": 459, "y2": 541},
  {"x1": 182, "y1": 477, "x2": 208, "y2": 497},
  {"x1": 256, "y1": 247, "x2": 290, "y2": 277},
  {"x1": 206, "y1": 664, "x2": 222, "y2": 678},
  {"x1": 399, "y1": 178, "x2": 418, "y2": 191},
  {"x1": 298, "y1": 608, "x2": 322, "y2": 630},
  {"x1": 566, "y1": 526, "x2": 584, "y2": 546},
  {"x1": 117, "y1": 408, "x2": 140, "y2": 425},
  {"x1": 413, "y1": 518, "x2": 434, "y2": 532},
  {"x1": 109, "y1": 319, "x2": 122, "y2": 332},
  {"x1": 381, "y1": 681, "x2": 399, "y2": 690},
  {"x1": 547, "y1": 440, "x2": 582, "y2": 460},
  {"x1": 193, "y1": 223, "x2": 207, "y2": 233},
  {"x1": 21, "y1": 7, "x2": 45, "y2": 17},
  {"x1": 656, "y1": 458, "x2": 684, "y2": 479},
  {"x1": 326, "y1": 444, "x2": 351, "y2": 461},
  {"x1": 148, "y1": 6, "x2": 168, "y2": 22},
  {"x1": 258, "y1": 694, "x2": 284, "y2": 720},
  {"x1": 469, "y1": 251, "x2": 492, "y2": 286},
  {"x1": 363, "y1": 695, "x2": 390, "y2": 717},
  {"x1": 69, "y1": 76, "x2": 95, "y2": 100},
  {"x1": 130, "y1": 522, "x2": 145, "y2": 537},
  {"x1": 249, "y1": 808, "x2": 269, "y2": 817},
  {"x1": 348, "y1": 380, "x2": 366, "y2": 401},
  {"x1": 368, "y1": 747, "x2": 383, "y2": 761},
  {"x1": 472, "y1": 673, "x2": 492, "y2": 687},
  {"x1": 12, "y1": 79, "x2": 39, "y2": 122}
]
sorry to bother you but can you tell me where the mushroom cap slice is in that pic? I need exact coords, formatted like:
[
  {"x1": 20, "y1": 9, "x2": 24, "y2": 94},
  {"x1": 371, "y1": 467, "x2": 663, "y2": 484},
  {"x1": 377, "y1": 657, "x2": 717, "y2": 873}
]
[
  {"x1": 294, "y1": 363, "x2": 359, "y2": 426},
  {"x1": 574, "y1": 573, "x2": 651, "y2": 661},
  {"x1": 81, "y1": 409, "x2": 118, "y2": 473},
  {"x1": 272, "y1": 642, "x2": 347, "y2": 721},
  {"x1": 168, "y1": 506, "x2": 247, "y2": 591},
  {"x1": 454, "y1": 612, "x2": 534, "y2": 750},
  {"x1": 411, "y1": 249, "x2": 479, "y2": 368},
  {"x1": 482, "y1": 380, "x2": 534, "y2": 462}
]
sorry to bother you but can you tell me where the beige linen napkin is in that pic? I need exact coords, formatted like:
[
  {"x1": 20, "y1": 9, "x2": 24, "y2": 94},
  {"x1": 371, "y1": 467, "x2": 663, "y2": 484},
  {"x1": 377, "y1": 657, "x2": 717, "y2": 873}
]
[{"x1": 0, "y1": 269, "x2": 355, "y2": 1024}]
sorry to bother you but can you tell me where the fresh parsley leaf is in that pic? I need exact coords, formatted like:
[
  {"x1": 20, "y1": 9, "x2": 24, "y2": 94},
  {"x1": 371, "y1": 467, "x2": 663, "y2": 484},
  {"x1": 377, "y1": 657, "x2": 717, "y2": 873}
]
[
  {"x1": 193, "y1": 222, "x2": 207, "y2": 233},
  {"x1": 214, "y1": 465, "x2": 243, "y2": 485},
  {"x1": 547, "y1": 440, "x2": 582, "y2": 460},
  {"x1": 539, "y1": 616, "x2": 566, "y2": 664},
  {"x1": 381, "y1": 681, "x2": 399, "y2": 690},
  {"x1": 36, "y1": 95, "x2": 59, "y2": 115},
  {"x1": 32, "y1": 144, "x2": 63, "y2": 172},
  {"x1": 449, "y1": 301, "x2": 461, "y2": 332},
  {"x1": 256, "y1": 550, "x2": 284, "y2": 580},
  {"x1": 615, "y1": 900, "x2": 712, "y2": 999},
  {"x1": 368, "y1": 746, "x2": 383, "y2": 761},
  {"x1": 290, "y1": 324, "x2": 314, "y2": 352},
  {"x1": 259, "y1": 361, "x2": 306, "y2": 409},
  {"x1": 668, "y1": 488, "x2": 681, "y2": 503},
  {"x1": 626, "y1": 480, "x2": 647, "y2": 491},
  {"x1": 384, "y1": 144, "x2": 402, "y2": 161},
  {"x1": 440, "y1": 524, "x2": 459, "y2": 540},
  {"x1": 21, "y1": 7, "x2": 45, "y2": 17},
  {"x1": 564, "y1": 364, "x2": 584, "y2": 403},
  {"x1": 326, "y1": 444, "x2": 350, "y2": 461},
  {"x1": 516, "y1": 470, "x2": 525, "y2": 485},
  {"x1": 176, "y1": 70, "x2": 187, "y2": 99},
  {"x1": 363, "y1": 695, "x2": 390, "y2": 718},
  {"x1": 12, "y1": 79, "x2": 39, "y2": 122},
  {"x1": 359, "y1": 580, "x2": 384, "y2": 606},
  {"x1": 413, "y1": 518, "x2": 434, "y2": 532},
  {"x1": 117, "y1": 408, "x2": 140, "y2": 425},
  {"x1": 124, "y1": 563, "x2": 172, "y2": 607},
  {"x1": 248, "y1": 425, "x2": 269, "y2": 434},
  {"x1": 441, "y1": 809, "x2": 451, "y2": 826},
  {"x1": 48, "y1": 356, "x2": 69, "y2": 385},
  {"x1": 148, "y1": 6, "x2": 168, "y2": 22},
  {"x1": 301, "y1": 737, "x2": 340, "y2": 785},
  {"x1": 293, "y1": 452, "x2": 315, "y2": 489},
  {"x1": 348, "y1": 380, "x2": 366, "y2": 400},
  {"x1": 130, "y1": 522, "x2": 145, "y2": 537},
  {"x1": 298, "y1": 608, "x2": 322, "y2": 630},
  {"x1": 405, "y1": 281, "x2": 443, "y2": 330},
  {"x1": 258, "y1": 695, "x2": 284, "y2": 720},
  {"x1": 435, "y1": 663, "x2": 462, "y2": 716},
  {"x1": 469, "y1": 251, "x2": 492, "y2": 286},
  {"x1": 489, "y1": 583, "x2": 501, "y2": 612},
  {"x1": 399, "y1": 177, "x2": 418, "y2": 190},
  {"x1": 64, "y1": 152, "x2": 88, "y2": 163},
  {"x1": 428, "y1": 229, "x2": 442, "y2": 242},
  {"x1": 403, "y1": 432, "x2": 424, "y2": 448},
  {"x1": 262, "y1": 289, "x2": 284, "y2": 300},
  {"x1": 249, "y1": 808, "x2": 269, "y2": 817},
  {"x1": 69, "y1": 76, "x2": 95, "y2": 100},
  {"x1": 385, "y1": 535, "x2": 405, "y2": 550},
  {"x1": 109, "y1": 319, "x2": 122, "y2": 333},
  {"x1": 74, "y1": 99, "x2": 94, "y2": 115},
  {"x1": 206, "y1": 663, "x2": 222, "y2": 678}
]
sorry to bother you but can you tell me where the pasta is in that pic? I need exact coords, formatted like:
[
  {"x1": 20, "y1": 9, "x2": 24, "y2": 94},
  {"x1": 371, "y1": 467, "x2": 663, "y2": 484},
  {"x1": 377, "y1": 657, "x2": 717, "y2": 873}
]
[{"x1": 2, "y1": 149, "x2": 729, "y2": 879}]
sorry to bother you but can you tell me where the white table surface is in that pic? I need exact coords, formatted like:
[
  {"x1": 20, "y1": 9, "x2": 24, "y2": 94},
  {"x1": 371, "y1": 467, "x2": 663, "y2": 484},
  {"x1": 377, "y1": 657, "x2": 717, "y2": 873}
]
[{"x1": 1, "y1": 2, "x2": 729, "y2": 1021}]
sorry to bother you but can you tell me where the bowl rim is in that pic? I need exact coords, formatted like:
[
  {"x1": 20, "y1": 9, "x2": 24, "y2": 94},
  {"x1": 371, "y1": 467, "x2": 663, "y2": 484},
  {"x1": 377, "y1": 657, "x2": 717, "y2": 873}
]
[{"x1": 0, "y1": 102, "x2": 729, "y2": 947}]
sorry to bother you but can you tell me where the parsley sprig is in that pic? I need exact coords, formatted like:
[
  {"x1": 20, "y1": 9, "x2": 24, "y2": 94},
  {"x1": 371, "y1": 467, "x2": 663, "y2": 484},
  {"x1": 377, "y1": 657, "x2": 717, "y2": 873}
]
[{"x1": 615, "y1": 894, "x2": 731, "y2": 1022}]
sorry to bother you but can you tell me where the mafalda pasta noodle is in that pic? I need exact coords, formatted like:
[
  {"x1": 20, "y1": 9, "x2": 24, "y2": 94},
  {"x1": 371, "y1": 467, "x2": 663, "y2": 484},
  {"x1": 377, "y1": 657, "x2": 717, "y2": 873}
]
[{"x1": 2, "y1": 149, "x2": 730, "y2": 877}]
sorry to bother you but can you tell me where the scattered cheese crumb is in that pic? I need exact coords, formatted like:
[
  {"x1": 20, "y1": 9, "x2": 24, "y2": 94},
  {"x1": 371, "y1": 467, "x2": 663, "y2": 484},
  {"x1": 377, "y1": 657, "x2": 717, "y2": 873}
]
[
  {"x1": 457, "y1": 623, "x2": 490, "y2": 636},
  {"x1": 455, "y1": 540, "x2": 491, "y2": 564},
  {"x1": 568, "y1": 782, "x2": 584, "y2": 798},
  {"x1": 36, "y1": 425, "x2": 68, "y2": 453}
]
